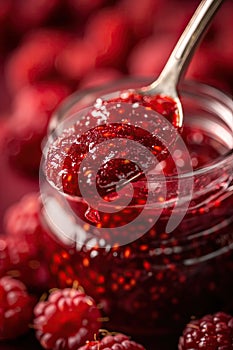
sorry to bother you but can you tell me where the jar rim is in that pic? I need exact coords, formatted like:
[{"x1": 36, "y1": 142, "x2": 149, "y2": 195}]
[
  {"x1": 145, "y1": 151, "x2": 233, "y2": 182},
  {"x1": 48, "y1": 79, "x2": 233, "y2": 182}
]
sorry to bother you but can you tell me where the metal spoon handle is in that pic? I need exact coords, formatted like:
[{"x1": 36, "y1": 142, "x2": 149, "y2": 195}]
[{"x1": 148, "y1": 0, "x2": 224, "y2": 94}]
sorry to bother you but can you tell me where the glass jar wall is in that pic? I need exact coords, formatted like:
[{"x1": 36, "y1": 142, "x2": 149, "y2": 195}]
[{"x1": 39, "y1": 79, "x2": 233, "y2": 348}]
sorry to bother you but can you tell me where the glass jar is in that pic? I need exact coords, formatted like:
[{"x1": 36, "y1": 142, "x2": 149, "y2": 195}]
[{"x1": 40, "y1": 79, "x2": 233, "y2": 348}]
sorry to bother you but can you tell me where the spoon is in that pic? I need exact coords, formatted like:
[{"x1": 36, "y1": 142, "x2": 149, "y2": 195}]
[
  {"x1": 50, "y1": 0, "x2": 224, "y2": 133},
  {"x1": 97, "y1": 0, "x2": 224, "y2": 191},
  {"x1": 107, "y1": 0, "x2": 224, "y2": 128}
]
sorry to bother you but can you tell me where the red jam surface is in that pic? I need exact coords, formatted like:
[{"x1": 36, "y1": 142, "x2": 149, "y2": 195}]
[
  {"x1": 46, "y1": 92, "x2": 181, "y2": 226},
  {"x1": 107, "y1": 91, "x2": 181, "y2": 128},
  {"x1": 44, "y1": 93, "x2": 233, "y2": 340},
  {"x1": 59, "y1": 92, "x2": 179, "y2": 198},
  {"x1": 61, "y1": 123, "x2": 165, "y2": 199}
]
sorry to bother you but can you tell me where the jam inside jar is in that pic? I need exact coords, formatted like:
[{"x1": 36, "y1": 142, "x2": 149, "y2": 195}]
[{"x1": 40, "y1": 79, "x2": 233, "y2": 347}]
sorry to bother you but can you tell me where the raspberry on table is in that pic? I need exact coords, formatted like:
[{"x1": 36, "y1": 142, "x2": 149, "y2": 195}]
[
  {"x1": 6, "y1": 82, "x2": 70, "y2": 175},
  {"x1": 0, "y1": 276, "x2": 36, "y2": 340},
  {"x1": 178, "y1": 312, "x2": 233, "y2": 350},
  {"x1": 78, "y1": 332, "x2": 145, "y2": 350},
  {"x1": 2, "y1": 193, "x2": 56, "y2": 293},
  {"x1": 0, "y1": 234, "x2": 37, "y2": 278},
  {"x1": 0, "y1": 234, "x2": 53, "y2": 294},
  {"x1": 4, "y1": 192, "x2": 44, "y2": 242},
  {"x1": 33, "y1": 287, "x2": 102, "y2": 350}
]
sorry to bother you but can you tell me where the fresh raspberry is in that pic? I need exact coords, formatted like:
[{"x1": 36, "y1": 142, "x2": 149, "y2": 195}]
[
  {"x1": 0, "y1": 116, "x2": 9, "y2": 151},
  {"x1": 128, "y1": 34, "x2": 178, "y2": 78},
  {"x1": 2, "y1": 193, "x2": 56, "y2": 292},
  {"x1": 85, "y1": 8, "x2": 131, "y2": 67},
  {"x1": 0, "y1": 0, "x2": 12, "y2": 53},
  {"x1": 0, "y1": 0, "x2": 10, "y2": 16},
  {"x1": 0, "y1": 234, "x2": 52, "y2": 294},
  {"x1": 118, "y1": 0, "x2": 161, "y2": 39},
  {"x1": 78, "y1": 332, "x2": 145, "y2": 350},
  {"x1": 33, "y1": 287, "x2": 102, "y2": 350},
  {"x1": 9, "y1": 0, "x2": 59, "y2": 33},
  {"x1": 0, "y1": 276, "x2": 36, "y2": 340},
  {"x1": 0, "y1": 0, "x2": 11, "y2": 25},
  {"x1": 178, "y1": 312, "x2": 233, "y2": 350},
  {"x1": 186, "y1": 16, "x2": 233, "y2": 93},
  {"x1": 79, "y1": 68, "x2": 122, "y2": 89},
  {"x1": 4, "y1": 192, "x2": 56, "y2": 255},
  {"x1": 67, "y1": 0, "x2": 107, "y2": 18},
  {"x1": 6, "y1": 81, "x2": 70, "y2": 174},
  {"x1": 5, "y1": 29, "x2": 71, "y2": 94},
  {"x1": 56, "y1": 39, "x2": 97, "y2": 82},
  {"x1": 4, "y1": 192, "x2": 45, "y2": 242},
  {"x1": 0, "y1": 234, "x2": 37, "y2": 276}
]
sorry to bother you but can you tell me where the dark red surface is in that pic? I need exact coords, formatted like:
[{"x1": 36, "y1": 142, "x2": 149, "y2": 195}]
[{"x1": 0, "y1": 332, "x2": 43, "y2": 350}]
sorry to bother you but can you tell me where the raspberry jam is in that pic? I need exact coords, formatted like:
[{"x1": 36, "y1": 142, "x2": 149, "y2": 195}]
[
  {"x1": 40, "y1": 80, "x2": 233, "y2": 346},
  {"x1": 107, "y1": 90, "x2": 181, "y2": 128},
  {"x1": 47, "y1": 91, "x2": 180, "y2": 204}
]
